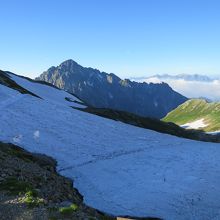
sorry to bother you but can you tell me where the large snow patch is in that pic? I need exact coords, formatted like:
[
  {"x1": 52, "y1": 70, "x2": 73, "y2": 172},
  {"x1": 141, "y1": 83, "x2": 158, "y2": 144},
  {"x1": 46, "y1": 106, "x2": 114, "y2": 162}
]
[{"x1": 0, "y1": 78, "x2": 220, "y2": 220}]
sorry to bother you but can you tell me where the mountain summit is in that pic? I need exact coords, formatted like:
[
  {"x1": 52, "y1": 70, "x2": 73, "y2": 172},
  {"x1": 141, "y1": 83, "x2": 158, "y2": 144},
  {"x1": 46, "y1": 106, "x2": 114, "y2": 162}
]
[{"x1": 36, "y1": 59, "x2": 187, "y2": 118}]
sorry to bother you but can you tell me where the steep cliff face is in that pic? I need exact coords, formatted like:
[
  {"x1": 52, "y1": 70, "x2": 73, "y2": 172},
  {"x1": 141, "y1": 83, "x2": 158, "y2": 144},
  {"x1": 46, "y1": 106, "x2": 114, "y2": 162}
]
[{"x1": 37, "y1": 59, "x2": 187, "y2": 118}]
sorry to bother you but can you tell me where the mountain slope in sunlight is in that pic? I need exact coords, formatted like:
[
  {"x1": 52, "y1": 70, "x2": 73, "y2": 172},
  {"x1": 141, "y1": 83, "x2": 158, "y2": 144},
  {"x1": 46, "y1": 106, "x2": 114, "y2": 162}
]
[{"x1": 163, "y1": 99, "x2": 220, "y2": 132}]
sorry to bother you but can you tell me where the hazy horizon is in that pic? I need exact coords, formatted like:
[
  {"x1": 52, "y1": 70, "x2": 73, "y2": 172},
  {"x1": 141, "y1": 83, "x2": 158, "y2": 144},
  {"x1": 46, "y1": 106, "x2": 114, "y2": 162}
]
[{"x1": 1, "y1": 0, "x2": 220, "y2": 78}]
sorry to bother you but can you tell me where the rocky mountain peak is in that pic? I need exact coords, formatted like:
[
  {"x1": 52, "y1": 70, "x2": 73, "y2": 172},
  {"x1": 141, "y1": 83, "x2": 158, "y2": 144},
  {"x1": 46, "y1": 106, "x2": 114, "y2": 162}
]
[{"x1": 37, "y1": 60, "x2": 187, "y2": 118}]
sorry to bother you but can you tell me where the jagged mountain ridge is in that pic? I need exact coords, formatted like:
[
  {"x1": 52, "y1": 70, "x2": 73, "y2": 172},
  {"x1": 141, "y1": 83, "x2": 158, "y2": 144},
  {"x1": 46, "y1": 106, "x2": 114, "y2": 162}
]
[
  {"x1": 131, "y1": 73, "x2": 220, "y2": 101},
  {"x1": 36, "y1": 59, "x2": 187, "y2": 118}
]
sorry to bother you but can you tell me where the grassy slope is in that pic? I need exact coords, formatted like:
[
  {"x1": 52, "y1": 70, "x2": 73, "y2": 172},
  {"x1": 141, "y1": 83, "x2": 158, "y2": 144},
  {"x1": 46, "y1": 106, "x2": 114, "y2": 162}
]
[{"x1": 163, "y1": 99, "x2": 220, "y2": 132}]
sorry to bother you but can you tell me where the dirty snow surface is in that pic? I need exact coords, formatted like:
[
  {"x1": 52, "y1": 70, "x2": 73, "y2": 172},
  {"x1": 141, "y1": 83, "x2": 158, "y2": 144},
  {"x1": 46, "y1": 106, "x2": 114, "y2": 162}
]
[
  {"x1": 181, "y1": 118, "x2": 207, "y2": 129},
  {"x1": 1, "y1": 74, "x2": 220, "y2": 220}
]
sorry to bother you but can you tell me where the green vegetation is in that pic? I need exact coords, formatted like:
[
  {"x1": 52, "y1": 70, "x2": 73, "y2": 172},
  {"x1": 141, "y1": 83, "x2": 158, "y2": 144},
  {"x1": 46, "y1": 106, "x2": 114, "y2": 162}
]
[
  {"x1": 0, "y1": 177, "x2": 44, "y2": 207},
  {"x1": 0, "y1": 177, "x2": 33, "y2": 195},
  {"x1": 22, "y1": 190, "x2": 44, "y2": 208},
  {"x1": 163, "y1": 99, "x2": 220, "y2": 132},
  {"x1": 59, "y1": 203, "x2": 78, "y2": 215}
]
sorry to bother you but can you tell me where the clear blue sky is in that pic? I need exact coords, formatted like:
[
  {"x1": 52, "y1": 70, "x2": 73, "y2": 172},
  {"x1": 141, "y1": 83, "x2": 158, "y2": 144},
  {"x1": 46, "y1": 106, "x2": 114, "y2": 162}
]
[{"x1": 1, "y1": 0, "x2": 220, "y2": 78}]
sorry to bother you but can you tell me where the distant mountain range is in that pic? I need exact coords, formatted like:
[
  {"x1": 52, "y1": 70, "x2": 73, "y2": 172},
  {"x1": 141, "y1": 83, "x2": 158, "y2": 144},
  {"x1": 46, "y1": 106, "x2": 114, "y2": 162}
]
[
  {"x1": 131, "y1": 74, "x2": 216, "y2": 82},
  {"x1": 131, "y1": 74, "x2": 220, "y2": 101},
  {"x1": 36, "y1": 59, "x2": 187, "y2": 118}
]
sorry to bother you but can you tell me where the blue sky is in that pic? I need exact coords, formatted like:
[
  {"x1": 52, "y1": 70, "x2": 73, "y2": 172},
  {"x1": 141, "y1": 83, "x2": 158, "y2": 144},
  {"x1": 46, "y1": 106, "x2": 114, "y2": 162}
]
[{"x1": 1, "y1": 0, "x2": 220, "y2": 78}]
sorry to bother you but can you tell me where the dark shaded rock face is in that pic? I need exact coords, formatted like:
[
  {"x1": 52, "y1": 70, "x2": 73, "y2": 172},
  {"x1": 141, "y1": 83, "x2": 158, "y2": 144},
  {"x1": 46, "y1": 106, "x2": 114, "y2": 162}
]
[{"x1": 36, "y1": 59, "x2": 187, "y2": 118}]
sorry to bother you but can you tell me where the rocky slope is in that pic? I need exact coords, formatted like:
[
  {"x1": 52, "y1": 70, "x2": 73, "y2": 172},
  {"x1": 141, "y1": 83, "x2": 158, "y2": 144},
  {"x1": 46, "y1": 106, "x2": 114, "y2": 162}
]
[
  {"x1": 36, "y1": 59, "x2": 187, "y2": 118},
  {"x1": 0, "y1": 142, "x2": 159, "y2": 220},
  {"x1": 0, "y1": 142, "x2": 113, "y2": 220}
]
